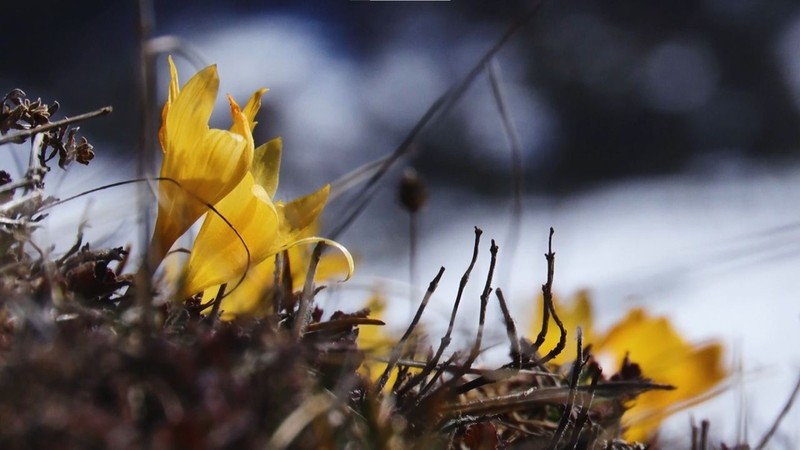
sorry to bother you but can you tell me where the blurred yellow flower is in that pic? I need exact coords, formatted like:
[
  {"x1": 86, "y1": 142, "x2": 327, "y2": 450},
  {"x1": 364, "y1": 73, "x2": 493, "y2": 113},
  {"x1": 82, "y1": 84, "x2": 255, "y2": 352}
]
[
  {"x1": 357, "y1": 295, "x2": 399, "y2": 383},
  {"x1": 150, "y1": 56, "x2": 265, "y2": 264},
  {"x1": 357, "y1": 295, "x2": 395, "y2": 354},
  {"x1": 181, "y1": 137, "x2": 353, "y2": 304},
  {"x1": 356, "y1": 294, "x2": 426, "y2": 392},
  {"x1": 531, "y1": 291, "x2": 726, "y2": 442}
]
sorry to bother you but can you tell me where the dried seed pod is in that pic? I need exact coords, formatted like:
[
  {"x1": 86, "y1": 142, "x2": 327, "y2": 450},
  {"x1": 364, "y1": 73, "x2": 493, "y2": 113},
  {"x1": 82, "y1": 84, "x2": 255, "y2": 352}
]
[
  {"x1": 75, "y1": 137, "x2": 94, "y2": 165},
  {"x1": 398, "y1": 168, "x2": 428, "y2": 213}
]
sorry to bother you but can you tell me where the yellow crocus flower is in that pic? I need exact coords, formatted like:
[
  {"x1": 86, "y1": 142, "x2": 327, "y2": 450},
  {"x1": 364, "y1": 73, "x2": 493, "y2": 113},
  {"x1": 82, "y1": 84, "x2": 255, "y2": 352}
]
[
  {"x1": 531, "y1": 292, "x2": 726, "y2": 443},
  {"x1": 149, "y1": 56, "x2": 265, "y2": 264},
  {"x1": 181, "y1": 137, "x2": 352, "y2": 301}
]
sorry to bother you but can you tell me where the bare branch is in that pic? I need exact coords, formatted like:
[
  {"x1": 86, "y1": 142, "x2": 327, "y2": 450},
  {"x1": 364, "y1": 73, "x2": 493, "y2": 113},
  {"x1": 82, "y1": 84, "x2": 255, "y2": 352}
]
[{"x1": 0, "y1": 106, "x2": 112, "y2": 146}]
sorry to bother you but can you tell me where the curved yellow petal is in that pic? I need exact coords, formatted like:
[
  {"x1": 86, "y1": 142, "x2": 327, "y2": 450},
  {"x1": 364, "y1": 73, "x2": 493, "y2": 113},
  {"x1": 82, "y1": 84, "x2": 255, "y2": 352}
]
[
  {"x1": 276, "y1": 236, "x2": 354, "y2": 283},
  {"x1": 315, "y1": 248, "x2": 354, "y2": 282},
  {"x1": 218, "y1": 226, "x2": 354, "y2": 319},
  {"x1": 181, "y1": 172, "x2": 279, "y2": 297}
]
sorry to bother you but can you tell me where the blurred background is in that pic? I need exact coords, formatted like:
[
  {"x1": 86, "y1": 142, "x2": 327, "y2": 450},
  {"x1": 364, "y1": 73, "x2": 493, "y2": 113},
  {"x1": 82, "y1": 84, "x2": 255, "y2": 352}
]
[{"x1": 3, "y1": 0, "x2": 800, "y2": 445}]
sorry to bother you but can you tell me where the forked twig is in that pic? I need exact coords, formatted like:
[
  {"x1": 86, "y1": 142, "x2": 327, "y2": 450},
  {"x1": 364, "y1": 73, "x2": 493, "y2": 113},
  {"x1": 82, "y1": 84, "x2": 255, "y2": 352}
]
[
  {"x1": 414, "y1": 239, "x2": 499, "y2": 418},
  {"x1": 430, "y1": 239, "x2": 499, "y2": 398},
  {"x1": 456, "y1": 228, "x2": 561, "y2": 395},
  {"x1": 373, "y1": 266, "x2": 446, "y2": 395},
  {"x1": 469, "y1": 240, "x2": 499, "y2": 362},
  {"x1": 531, "y1": 228, "x2": 555, "y2": 351},
  {"x1": 399, "y1": 228, "x2": 482, "y2": 397},
  {"x1": 534, "y1": 227, "x2": 567, "y2": 365}
]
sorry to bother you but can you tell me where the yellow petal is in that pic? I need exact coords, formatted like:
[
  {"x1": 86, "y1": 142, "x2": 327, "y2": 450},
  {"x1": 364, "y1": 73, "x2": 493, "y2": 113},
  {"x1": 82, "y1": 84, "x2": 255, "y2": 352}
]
[
  {"x1": 596, "y1": 309, "x2": 685, "y2": 370},
  {"x1": 358, "y1": 295, "x2": 391, "y2": 348},
  {"x1": 181, "y1": 172, "x2": 279, "y2": 297},
  {"x1": 594, "y1": 309, "x2": 726, "y2": 442},
  {"x1": 241, "y1": 88, "x2": 268, "y2": 131},
  {"x1": 216, "y1": 256, "x2": 278, "y2": 319},
  {"x1": 164, "y1": 65, "x2": 218, "y2": 155},
  {"x1": 357, "y1": 295, "x2": 396, "y2": 379},
  {"x1": 151, "y1": 91, "x2": 255, "y2": 262},
  {"x1": 158, "y1": 55, "x2": 181, "y2": 153},
  {"x1": 622, "y1": 343, "x2": 725, "y2": 442},
  {"x1": 252, "y1": 138, "x2": 282, "y2": 198},
  {"x1": 279, "y1": 184, "x2": 330, "y2": 235}
]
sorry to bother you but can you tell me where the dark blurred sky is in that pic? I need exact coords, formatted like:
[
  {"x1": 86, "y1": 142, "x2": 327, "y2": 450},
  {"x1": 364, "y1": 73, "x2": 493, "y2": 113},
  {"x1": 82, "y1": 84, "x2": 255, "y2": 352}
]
[{"x1": 4, "y1": 0, "x2": 800, "y2": 194}]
